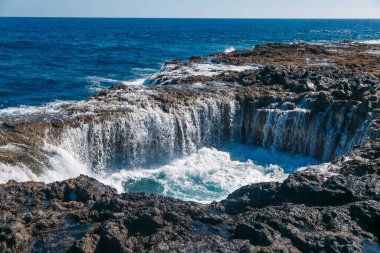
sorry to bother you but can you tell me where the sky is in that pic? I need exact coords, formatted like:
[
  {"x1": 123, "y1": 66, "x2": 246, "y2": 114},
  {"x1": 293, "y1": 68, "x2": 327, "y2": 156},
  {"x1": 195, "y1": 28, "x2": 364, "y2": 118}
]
[{"x1": 0, "y1": 0, "x2": 379, "y2": 18}]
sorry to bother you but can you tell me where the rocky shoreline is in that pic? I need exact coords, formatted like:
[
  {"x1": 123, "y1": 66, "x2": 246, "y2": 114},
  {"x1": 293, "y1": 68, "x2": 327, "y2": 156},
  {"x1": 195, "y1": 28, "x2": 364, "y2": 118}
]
[{"x1": 0, "y1": 42, "x2": 379, "y2": 252}]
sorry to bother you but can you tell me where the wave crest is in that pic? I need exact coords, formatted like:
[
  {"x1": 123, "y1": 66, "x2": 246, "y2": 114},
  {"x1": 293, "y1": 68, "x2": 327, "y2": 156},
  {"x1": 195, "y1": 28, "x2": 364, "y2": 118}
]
[{"x1": 224, "y1": 47, "x2": 236, "y2": 53}]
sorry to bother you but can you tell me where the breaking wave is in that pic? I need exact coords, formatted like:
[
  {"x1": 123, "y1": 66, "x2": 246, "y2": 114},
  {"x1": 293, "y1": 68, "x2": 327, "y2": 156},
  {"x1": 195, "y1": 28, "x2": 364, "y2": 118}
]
[
  {"x1": 224, "y1": 47, "x2": 236, "y2": 53},
  {"x1": 0, "y1": 44, "x2": 372, "y2": 203}
]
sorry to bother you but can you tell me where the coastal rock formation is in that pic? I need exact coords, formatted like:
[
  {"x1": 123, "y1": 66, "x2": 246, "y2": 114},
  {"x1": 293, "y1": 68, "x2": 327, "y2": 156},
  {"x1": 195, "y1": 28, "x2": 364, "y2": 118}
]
[{"x1": 0, "y1": 42, "x2": 379, "y2": 252}]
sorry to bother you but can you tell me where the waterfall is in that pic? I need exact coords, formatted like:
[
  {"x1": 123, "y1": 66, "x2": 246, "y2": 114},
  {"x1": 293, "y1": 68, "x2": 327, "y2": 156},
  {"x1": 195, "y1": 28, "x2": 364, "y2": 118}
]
[
  {"x1": 45, "y1": 94, "x2": 370, "y2": 173},
  {"x1": 51, "y1": 96, "x2": 238, "y2": 172}
]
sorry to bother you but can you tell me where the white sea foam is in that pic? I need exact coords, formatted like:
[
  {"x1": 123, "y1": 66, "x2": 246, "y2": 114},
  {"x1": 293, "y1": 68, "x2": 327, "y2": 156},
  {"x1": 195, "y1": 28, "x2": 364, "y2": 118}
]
[
  {"x1": 0, "y1": 142, "x2": 319, "y2": 203},
  {"x1": 367, "y1": 50, "x2": 380, "y2": 55},
  {"x1": 259, "y1": 107, "x2": 310, "y2": 114},
  {"x1": 224, "y1": 47, "x2": 236, "y2": 53},
  {"x1": 161, "y1": 63, "x2": 256, "y2": 78},
  {"x1": 86, "y1": 76, "x2": 131, "y2": 92},
  {"x1": 358, "y1": 40, "x2": 380, "y2": 45},
  {"x1": 0, "y1": 101, "x2": 72, "y2": 117},
  {"x1": 90, "y1": 146, "x2": 289, "y2": 203},
  {"x1": 0, "y1": 164, "x2": 41, "y2": 183}
]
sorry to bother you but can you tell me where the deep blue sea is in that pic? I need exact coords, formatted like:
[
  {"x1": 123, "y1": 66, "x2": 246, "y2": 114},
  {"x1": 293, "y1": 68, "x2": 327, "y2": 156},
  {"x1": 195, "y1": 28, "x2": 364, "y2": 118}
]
[{"x1": 1, "y1": 18, "x2": 380, "y2": 112}]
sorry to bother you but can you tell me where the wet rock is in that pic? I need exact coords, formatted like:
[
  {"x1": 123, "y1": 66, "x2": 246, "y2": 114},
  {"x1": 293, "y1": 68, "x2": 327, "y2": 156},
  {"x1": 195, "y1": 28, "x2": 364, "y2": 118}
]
[
  {"x1": 234, "y1": 222, "x2": 276, "y2": 246},
  {"x1": 95, "y1": 222, "x2": 131, "y2": 253},
  {"x1": 163, "y1": 211, "x2": 181, "y2": 225},
  {"x1": 309, "y1": 91, "x2": 332, "y2": 112},
  {"x1": 300, "y1": 79, "x2": 316, "y2": 91}
]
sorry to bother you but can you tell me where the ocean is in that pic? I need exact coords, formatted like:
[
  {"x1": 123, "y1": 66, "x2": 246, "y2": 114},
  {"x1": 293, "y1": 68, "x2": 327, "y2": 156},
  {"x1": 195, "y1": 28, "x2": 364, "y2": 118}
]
[{"x1": 1, "y1": 18, "x2": 380, "y2": 113}]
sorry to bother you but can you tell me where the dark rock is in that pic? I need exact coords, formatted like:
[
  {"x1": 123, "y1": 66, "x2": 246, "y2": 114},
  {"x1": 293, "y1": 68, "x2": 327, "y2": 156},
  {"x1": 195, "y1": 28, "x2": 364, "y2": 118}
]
[
  {"x1": 223, "y1": 182, "x2": 279, "y2": 214},
  {"x1": 126, "y1": 214, "x2": 163, "y2": 236},
  {"x1": 47, "y1": 175, "x2": 117, "y2": 202}
]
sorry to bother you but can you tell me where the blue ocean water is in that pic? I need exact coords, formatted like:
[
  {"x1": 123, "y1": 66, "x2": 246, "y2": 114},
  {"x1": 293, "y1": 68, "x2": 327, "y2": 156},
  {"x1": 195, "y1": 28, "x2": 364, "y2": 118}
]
[{"x1": 0, "y1": 18, "x2": 380, "y2": 111}]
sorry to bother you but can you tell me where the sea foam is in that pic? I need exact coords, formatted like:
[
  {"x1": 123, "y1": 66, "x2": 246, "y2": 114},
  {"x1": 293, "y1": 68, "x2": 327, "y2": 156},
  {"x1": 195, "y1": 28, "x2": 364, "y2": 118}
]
[
  {"x1": 100, "y1": 146, "x2": 290, "y2": 203},
  {"x1": 359, "y1": 40, "x2": 380, "y2": 45},
  {"x1": 147, "y1": 62, "x2": 257, "y2": 85},
  {"x1": 0, "y1": 144, "x2": 90, "y2": 184},
  {"x1": 0, "y1": 101, "x2": 72, "y2": 117}
]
